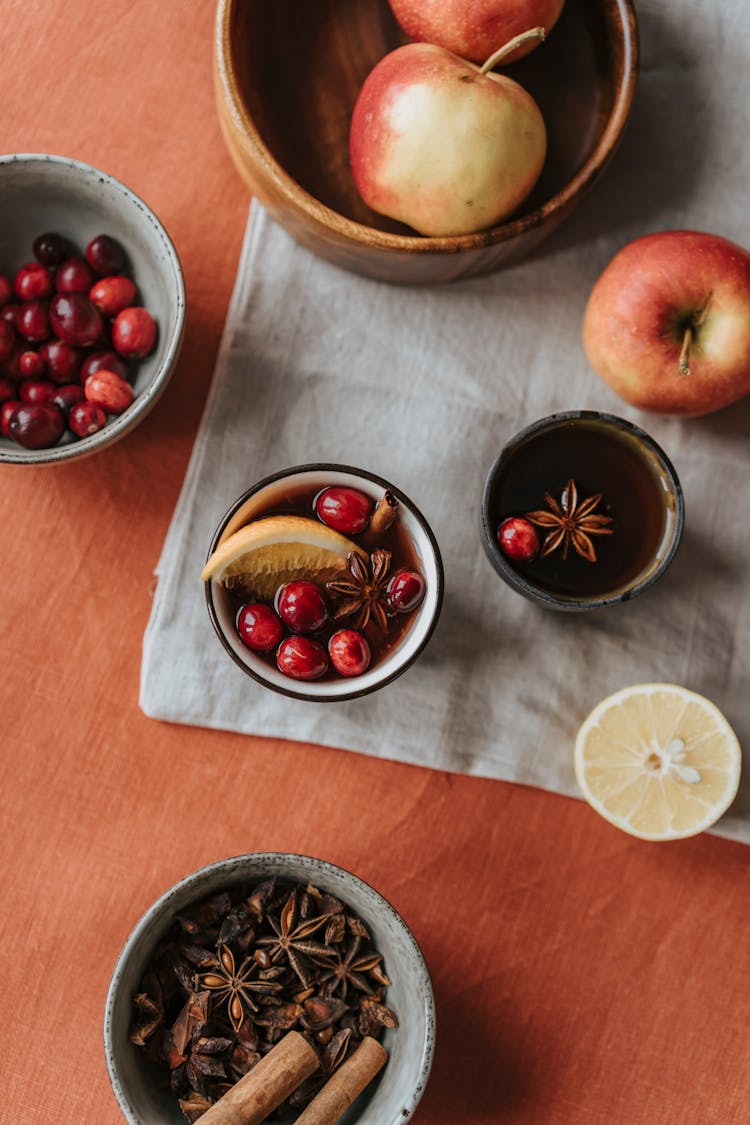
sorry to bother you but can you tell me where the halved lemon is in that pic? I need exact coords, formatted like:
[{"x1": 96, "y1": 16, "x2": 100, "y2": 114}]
[
  {"x1": 574, "y1": 683, "x2": 741, "y2": 841},
  {"x1": 201, "y1": 515, "x2": 363, "y2": 601}
]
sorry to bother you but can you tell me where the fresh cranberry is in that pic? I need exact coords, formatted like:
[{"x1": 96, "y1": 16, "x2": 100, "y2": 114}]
[
  {"x1": 112, "y1": 306, "x2": 157, "y2": 358},
  {"x1": 1, "y1": 304, "x2": 21, "y2": 329},
  {"x1": 33, "y1": 232, "x2": 74, "y2": 268},
  {"x1": 20, "y1": 380, "x2": 56, "y2": 405},
  {"x1": 386, "y1": 570, "x2": 426, "y2": 613},
  {"x1": 69, "y1": 401, "x2": 106, "y2": 437},
  {"x1": 50, "y1": 293, "x2": 103, "y2": 347},
  {"x1": 9, "y1": 402, "x2": 65, "y2": 449},
  {"x1": 80, "y1": 349, "x2": 128, "y2": 383},
  {"x1": 84, "y1": 369, "x2": 134, "y2": 414},
  {"x1": 50, "y1": 384, "x2": 85, "y2": 416},
  {"x1": 0, "y1": 275, "x2": 12, "y2": 307},
  {"x1": 328, "y1": 630, "x2": 371, "y2": 677},
  {"x1": 55, "y1": 256, "x2": 95, "y2": 294},
  {"x1": 0, "y1": 376, "x2": 15, "y2": 404},
  {"x1": 86, "y1": 234, "x2": 126, "y2": 275},
  {"x1": 89, "y1": 276, "x2": 137, "y2": 318},
  {"x1": 275, "y1": 580, "x2": 328, "y2": 633},
  {"x1": 276, "y1": 636, "x2": 329, "y2": 681},
  {"x1": 19, "y1": 351, "x2": 46, "y2": 379},
  {"x1": 0, "y1": 319, "x2": 15, "y2": 364},
  {"x1": 497, "y1": 517, "x2": 540, "y2": 563},
  {"x1": 0, "y1": 400, "x2": 20, "y2": 437},
  {"x1": 3, "y1": 345, "x2": 23, "y2": 381},
  {"x1": 315, "y1": 486, "x2": 373, "y2": 534},
  {"x1": 39, "y1": 340, "x2": 82, "y2": 383},
  {"x1": 17, "y1": 300, "x2": 51, "y2": 342},
  {"x1": 237, "y1": 603, "x2": 284, "y2": 652},
  {"x1": 14, "y1": 262, "x2": 53, "y2": 301}
]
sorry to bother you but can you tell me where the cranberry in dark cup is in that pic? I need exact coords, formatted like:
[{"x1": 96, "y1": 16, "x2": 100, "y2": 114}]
[
  {"x1": 89, "y1": 276, "x2": 137, "y2": 318},
  {"x1": 497, "y1": 516, "x2": 540, "y2": 563},
  {"x1": 315, "y1": 486, "x2": 373, "y2": 534},
  {"x1": 84, "y1": 369, "x2": 134, "y2": 414},
  {"x1": 20, "y1": 380, "x2": 55, "y2": 405},
  {"x1": 1, "y1": 304, "x2": 20, "y2": 329},
  {"x1": 0, "y1": 377, "x2": 15, "y2": 404},
  {"x1": 276, "y1": 580, "x2": 328, "y2": 633},
  {"x1": 80, "y1": 349, "x2": 128, "y2": 383},
  {"x1": 112, "y1": 306, "x2": 157, "y2": 358},
  {"x1": 0, "y1": 401, "x2": 20, "y2": 437},
  {"x1": 237, "y1": 603, "x2": 284, "y2": 652},
  {"x1": 276, "y1": 635, "x2": 329, "y2": 680}
]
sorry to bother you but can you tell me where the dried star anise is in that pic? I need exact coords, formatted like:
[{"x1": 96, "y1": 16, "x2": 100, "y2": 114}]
[
  {"x1": 130, "y1": 878, "x2": 398, "y2": 1123},
  {"x1": 256, "y1": 890, "x2": 333, "y2": 987},
  {"x1": 326, "y1": 548, "x2": 392, "y2": 631},
  {"x1": 199, "y1": 945, "x2": 283, "y2": 1032},
  {"x1": 526, "y1": 478, "x2": 614, "y2": 563}
]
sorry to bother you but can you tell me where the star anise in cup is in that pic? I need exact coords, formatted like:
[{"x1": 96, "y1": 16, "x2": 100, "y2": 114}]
[
  {"x1": 326, "y1": 548, "x2": 392, "y2": 631},
  {"x1": 526, "y1": 478, "x2": 613, "y2": 563}
]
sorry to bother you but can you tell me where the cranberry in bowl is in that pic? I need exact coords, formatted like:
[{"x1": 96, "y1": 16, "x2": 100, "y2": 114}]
[{"x1": 203, "y1": 465, "x2": 444, "y2": 701}]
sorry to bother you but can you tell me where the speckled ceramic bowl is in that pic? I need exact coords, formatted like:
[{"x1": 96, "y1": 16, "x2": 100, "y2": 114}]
[
  {"x1": 0, "y1": 153, "x2": 185, "y2": 464},
  {"x1": 204, "y1": 464, "x2": 444, "y2": 702},
  {"x1": 104, "y1": 853, "x2": 435, "y2": 1125}
]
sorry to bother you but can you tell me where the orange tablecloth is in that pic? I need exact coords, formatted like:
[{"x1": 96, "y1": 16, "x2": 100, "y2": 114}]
[{"x1": 2, "y1": 3, "x2": 748, "y2": 1122}]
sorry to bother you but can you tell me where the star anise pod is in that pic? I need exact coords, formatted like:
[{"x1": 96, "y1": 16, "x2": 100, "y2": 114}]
[
  {"x1": 326, "y1": 548, "x2": 392, "y2": 631},
  {"x1": 316, "y1": 936, "x2": 382, "y2": 1000},
  {"x1": 198, "y1": 945, "x2": 283, "y2": 1032},
  {"x1": 526, "y1": 478, "x2": 613, "y2": 563},
  {"x1": 256, "y1": 890, "x2": 333, "y2": 987}
]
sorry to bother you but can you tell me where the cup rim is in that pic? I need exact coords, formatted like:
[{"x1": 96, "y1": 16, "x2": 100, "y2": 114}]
[
  {"x1": 0, "y1": 152, "x2": 186, "y2": 465},
  {"x1": 481, "y1": 410, "x2": 685, "y2": 610},
  {"x1": 204, "y1": 463, "x2": 444, "y2": 701},
  {"x1": 103, "y1": 851, "x2": 436, "y2": 1125}
]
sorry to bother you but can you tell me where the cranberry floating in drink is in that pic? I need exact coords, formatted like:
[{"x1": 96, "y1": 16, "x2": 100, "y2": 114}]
[{"x1": 203, "y1": 468, "x2": 443, "y2": 699}]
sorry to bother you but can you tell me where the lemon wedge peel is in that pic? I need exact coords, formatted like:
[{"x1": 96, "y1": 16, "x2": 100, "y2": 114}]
[
  {"x1": 201, "y1": 515, "x2": 365, "y2": 602},
  {"x1": 574, "y1": 683, "x2": 742, "y2": 842}
]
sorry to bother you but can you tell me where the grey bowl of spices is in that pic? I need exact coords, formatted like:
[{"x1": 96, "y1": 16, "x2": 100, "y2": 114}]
[{"x1": 104, "y1": 853, "x2": 435, "y2": 1124}]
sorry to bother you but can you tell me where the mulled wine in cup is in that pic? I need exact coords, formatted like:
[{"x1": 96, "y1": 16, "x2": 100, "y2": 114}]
[
  {"x1": 481, "y1": 412, "x2": 684, "y2": 610},
  {"x1": 203, "y1": 464, "x2": 443, "y2": 700}
]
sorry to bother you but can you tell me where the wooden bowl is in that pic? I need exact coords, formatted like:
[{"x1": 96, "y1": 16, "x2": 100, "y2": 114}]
[{"x1": 215, "y1": 0, "x2": 638, "y2": 284}]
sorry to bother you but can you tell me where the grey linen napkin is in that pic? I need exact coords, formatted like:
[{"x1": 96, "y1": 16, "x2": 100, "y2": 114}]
[{"x1": 141, "y1": 0, "x2": 750, "y2": 843}]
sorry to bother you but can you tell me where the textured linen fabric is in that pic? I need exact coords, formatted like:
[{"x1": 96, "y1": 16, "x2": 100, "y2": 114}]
[
  {"x1": 141, "y1": 3, "x2": 750, "y2": 843},
  {"x1": 3, "y1": 4, "x2": 750, "y2": 1125}
]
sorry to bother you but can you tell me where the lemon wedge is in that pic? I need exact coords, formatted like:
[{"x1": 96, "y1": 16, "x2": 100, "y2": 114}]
[
  {"x1": 201, "y1": 515, "x2": 363, "y2": 601},
  {"x1": 574, "y1": 683, "x2": 741, "y2": 840}
]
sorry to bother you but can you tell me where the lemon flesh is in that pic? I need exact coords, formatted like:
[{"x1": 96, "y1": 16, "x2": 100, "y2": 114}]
[
  {"x1": 201, "y1": 515, "x2": 363, "y2": 602},
  {"x1": 574, "y1": 683, "x2": 741, "y2": 841}
]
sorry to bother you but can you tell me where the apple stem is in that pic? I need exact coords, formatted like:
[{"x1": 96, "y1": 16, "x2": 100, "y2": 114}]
[
  {"x1": 678, "y1": 326, "x2": 692, "y2": 377},
  {"x1": 479, "y1": 27, "x2": 547, "y2": 74}
]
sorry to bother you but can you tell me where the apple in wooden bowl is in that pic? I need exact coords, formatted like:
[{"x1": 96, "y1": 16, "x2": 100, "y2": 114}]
[{"x1": 214, "y1": 0, "x2": 638, "y2": 284}]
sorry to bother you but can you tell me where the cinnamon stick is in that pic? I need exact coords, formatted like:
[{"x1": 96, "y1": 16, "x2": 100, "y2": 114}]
[
  {"x1": 294, "y1": 1036, "x2": 387, "y2": 1125},
  {"x1": 197, "y1": 1031, "x2": 318, "y2": 1125},
  {"x1": 368, "y1": 491, "x2": 399, "y2": 536}
]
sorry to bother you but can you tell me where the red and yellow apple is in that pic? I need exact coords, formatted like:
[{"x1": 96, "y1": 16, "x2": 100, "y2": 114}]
[
  {"x1": 349, "y1": 40, "x2": 546, "y2": 237},
  {"x1": 388, "y1": 0, "x2": 565, "y2": 64},
  {"x1": 583, "y1": 231, "x2": 750, "y2": 416}
]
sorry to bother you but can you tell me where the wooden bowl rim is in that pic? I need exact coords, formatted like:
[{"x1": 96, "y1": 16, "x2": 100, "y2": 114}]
[{"x1": 216, "y1": 0, "x2": 639, "y2": 254}]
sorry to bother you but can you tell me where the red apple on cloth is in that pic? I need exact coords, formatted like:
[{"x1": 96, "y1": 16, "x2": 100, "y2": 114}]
[
  {"x1": 388, "y1": 0, "x2": 565, "y2": 64},
  {"x1": 583, "y1": 231, "x2": 750, "y2": 416},
  {"x1": 349, "y1": 32, "x2": 547, "y2": 237}
]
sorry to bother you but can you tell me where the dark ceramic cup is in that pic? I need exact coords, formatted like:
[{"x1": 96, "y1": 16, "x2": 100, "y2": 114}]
[
  {"x1": 481, "y1": 411, "x2": 684, "y2": 611},
  {"x1": 204, "y1": 464, "x2": 444, "y2": 701}
]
